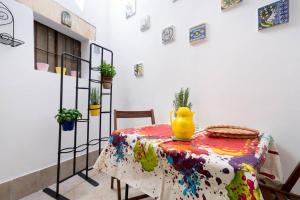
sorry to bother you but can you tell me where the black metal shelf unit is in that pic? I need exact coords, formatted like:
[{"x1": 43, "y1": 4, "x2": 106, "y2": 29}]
[
  {"x1": 43, "y1": 42, "x2": 114, "y2": 200},
  {"x1": 0, "y1": 1, "x2": 24, "y2": 47},
  {"x1": 90, "y1": 43, "x2": 114, "y2": 155}
]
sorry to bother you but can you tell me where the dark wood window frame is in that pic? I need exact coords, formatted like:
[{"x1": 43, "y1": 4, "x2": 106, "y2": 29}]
[{"x1": 34, "y1": 21, "x2": 81, "y2": 76}]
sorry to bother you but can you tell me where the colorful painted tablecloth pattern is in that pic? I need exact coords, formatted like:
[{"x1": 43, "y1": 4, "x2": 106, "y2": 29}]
[{"x1": 94, "y1": 124, "x2": 282, "y2": 200}]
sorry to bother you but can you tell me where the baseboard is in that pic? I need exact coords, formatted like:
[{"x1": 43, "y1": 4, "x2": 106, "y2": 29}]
[{"x1": 0, "y1": 150, "x2": 100, "y2": 200}]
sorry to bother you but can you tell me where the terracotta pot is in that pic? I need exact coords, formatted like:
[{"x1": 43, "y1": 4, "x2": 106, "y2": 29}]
[
  {"x1": 102, "y1": 77, "x2": 112, "y2": 89},
  {"x1": 36, "y1": 63, "x2": 49, "y2": 71}
]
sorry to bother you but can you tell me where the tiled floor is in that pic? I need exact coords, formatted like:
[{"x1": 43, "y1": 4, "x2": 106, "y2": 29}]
[{"x1": 21, "y1": 170, "x2": 153, "y2": 200}]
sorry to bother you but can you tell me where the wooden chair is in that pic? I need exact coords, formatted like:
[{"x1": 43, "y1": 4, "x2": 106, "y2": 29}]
[
  {"x1": 111, "y1": 109, "x2": 155, "y2": 200},
  {"x1": 260, "y1": 162, "x2": 300, "y2": 200}
]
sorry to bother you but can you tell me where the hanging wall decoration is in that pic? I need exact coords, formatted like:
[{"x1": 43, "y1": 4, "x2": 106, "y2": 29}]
[
  {"x1": 61, "y1": 11, "x2": 72, "y2": 27},
  {"x1": 134, "y1": 63, "x2": 144, "y2": 77},
  {"x1": 162, "y1": 25, "x2": 175, "y2": 44},
  {"x1": 0, "y1": 1, "x2": 24, "y2": 47},
  {"x1": 189, "y1": 23, "x2": 206, "y2": 45},
  {"x1": 258, "y1": 0, "x2": 289, "y2": 30},
  {"x1": 140, "y1": 15, "x2": 150, "y2": 32},
  {"x1": 221, "y1": 0, "x2": 242, "y2": 10},
  {"x1": 125, "y1": 0, "x2": 136, "y2": 19}
]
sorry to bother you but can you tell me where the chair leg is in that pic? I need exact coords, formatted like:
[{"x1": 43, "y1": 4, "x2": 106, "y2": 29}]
[
  {"x1": 111, "y1": 177, "x2": 115, "y2": 189},
  {"x1": 117, "y1": 179, "x2": 121, "y2": 200},
  {"x1": 125, "y1": 184, "x2": 129, "y2": 200},
  {"x1": 276, "y1": 192, "x2": 287, "y2": 200}
]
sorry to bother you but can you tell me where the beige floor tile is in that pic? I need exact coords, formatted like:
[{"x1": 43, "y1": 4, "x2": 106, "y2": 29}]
[
  {"x1": 21, "y1": 191, "x2": 53, "y2": 200},
  {"x1": 47, "y1": 175, "x2": 85, "y2": 195},
  {"x1": 22, "y1": 172, "x2": 154, "y2": 200},
  {"x1": 64, "y1": 180, "x2": 98, "y2": 199}
]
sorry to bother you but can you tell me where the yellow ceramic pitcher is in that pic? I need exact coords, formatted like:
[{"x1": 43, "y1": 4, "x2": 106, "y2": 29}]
[{"x1": 170, "y1": 107, "x2": 195, "y2": 140}]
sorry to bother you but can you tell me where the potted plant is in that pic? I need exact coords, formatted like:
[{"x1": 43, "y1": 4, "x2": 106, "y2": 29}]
[
  {"x1": 98, "y1": 62, "x2": 116, "y2": 89},
  {"x1": 90, "y1": 87, "x2": 100, "y2": 116},
  {"x1": 36, "y1": 62, "x2": 49, "y2": 71},
  {"x1": 173, "y1": 88, "x2": 192, "y2": 111},
  {"x1": 55, "y1": 66, "x2": 67, "y2": 75},
  {"x1": 55, "y1": 108, "x2": 82, "y2": 131},
  {"x1": 71, "y1": 70, "x2": 78, "y2": 77}
]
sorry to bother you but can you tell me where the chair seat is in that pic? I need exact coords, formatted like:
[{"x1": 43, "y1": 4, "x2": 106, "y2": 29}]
[{"x1": 260, "y1": 184, "x2": 300, "y2": 200}]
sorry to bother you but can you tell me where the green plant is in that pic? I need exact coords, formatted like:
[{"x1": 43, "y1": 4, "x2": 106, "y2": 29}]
[
  {"x1": 98, "y1": 62, "x2": 117, "y2": 77},
  {"x1": 90, "y1": 87, "x2": 100, "y2": 105},
  {"x1": 55, "y1": 108, "x2": 82, "y2": 124},
  {"x1": 173, "y1": 88, "x2": 192, "y2": 111}
]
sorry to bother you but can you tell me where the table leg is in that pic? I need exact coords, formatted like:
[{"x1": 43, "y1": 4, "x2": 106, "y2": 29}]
[
  {"x1": 111, "y1": 177, "x2": 115, "y2": 189},
  {"x1": 125, "y1": 184, "x2": 129, "y2": 200},
  {"x1": 117, "y1": 179, "x2": 121, "y2": 200}
]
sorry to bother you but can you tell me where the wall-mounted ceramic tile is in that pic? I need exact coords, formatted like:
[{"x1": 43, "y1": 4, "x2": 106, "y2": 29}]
[
  {"x1": 140, "y1": 15, "x2": 150, "y2": 32},
  {"x1": 126, "y1": 0, "x2": 136, "y2": 19},
  {"x1": 162, "y1": 25, "x2": 175, "y2": 44},
  {"x1": 221, "y1": 0, "x2": 242, "y2": 10},
  {"x1": 134, "y1": 63, "x2": 144, "y2": 77},
  {"x1": 189, "y1": 23, "x2": 206, "y2": 45},
  {"x1": 258, "y1": 0, "x2": 289, "y2": 30}
]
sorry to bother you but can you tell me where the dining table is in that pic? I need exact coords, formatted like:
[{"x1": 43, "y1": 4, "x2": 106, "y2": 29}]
[{"x1": 94, "y1": 124, "x2": 283, "y2": 200}]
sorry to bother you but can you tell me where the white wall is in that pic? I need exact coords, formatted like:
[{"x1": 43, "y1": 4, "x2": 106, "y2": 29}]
[
  {"x1": 0, "y1": 0, "x2": 110, "y2": 183},
  {"x1": 54, "y1": 0, "x2": 111, "y2": 47},
  {"x1": 107, "y1": 0, "x2": 300, "y2": 192},
  {"x1": 1, "y1": 0, "x2": 300, "y2": 194}
]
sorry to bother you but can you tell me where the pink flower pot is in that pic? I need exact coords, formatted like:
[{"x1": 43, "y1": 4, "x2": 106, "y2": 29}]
[
  {"x1": 71, "y1": 71, "x2": 78, "y2": 77},
  {"x1": 36, "y1": 63, "x2": 49, "y2": 71}
]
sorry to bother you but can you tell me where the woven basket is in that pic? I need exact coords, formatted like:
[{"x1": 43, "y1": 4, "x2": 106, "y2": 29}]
[{"x1": 205, "y1": 125, "x2": 259, "y2": 139}]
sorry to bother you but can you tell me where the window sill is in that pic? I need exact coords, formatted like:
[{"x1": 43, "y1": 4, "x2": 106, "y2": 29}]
[{"x1": 33, "y1": 69, "x2": 86, "y2": 81}]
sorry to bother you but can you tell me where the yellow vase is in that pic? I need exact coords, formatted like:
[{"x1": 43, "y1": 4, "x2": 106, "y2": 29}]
[
  {"x1": 55, "y1": 67, "x2": 67, "y2": 75},
  {"x1": 170, "y1": 107, "x2": 195, "y2": 140},
  {"x1": 90, "y1": 104, "x2": 100, "y2": 116}
]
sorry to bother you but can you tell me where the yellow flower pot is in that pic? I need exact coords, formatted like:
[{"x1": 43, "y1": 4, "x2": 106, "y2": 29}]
[
  {"x1": 55, "y1": 67, "x2": 67, "y2": 75},
  {"x1": 90, "y1": 104, "x2": 100, "y2": 116}
]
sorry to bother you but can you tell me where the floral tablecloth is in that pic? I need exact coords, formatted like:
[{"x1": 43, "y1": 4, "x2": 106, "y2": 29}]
[{"x1": 94, "y1": 124, "x2": 283, "y2": 200}]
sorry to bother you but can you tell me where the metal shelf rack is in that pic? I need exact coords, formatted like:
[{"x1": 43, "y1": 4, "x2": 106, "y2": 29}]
[{"x1": 43, "y1": 43, "x2": 114, "y2": 200}]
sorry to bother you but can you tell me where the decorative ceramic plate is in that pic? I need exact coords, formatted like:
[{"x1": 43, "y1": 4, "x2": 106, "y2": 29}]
[
  {"x1": 205, "y1": 125, "x2": 259, "y2": 139},
  {"x1": 171, "y1": 136, "x2": 193, "y2": 142}
]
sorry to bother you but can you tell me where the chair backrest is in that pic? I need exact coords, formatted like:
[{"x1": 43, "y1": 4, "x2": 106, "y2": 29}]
[
  {"x1": 281, "y1": 162, "x2": 300, "y2": 192},
  {"x1": 113, "y1": 109, "x2": 155, "y2": 130}
]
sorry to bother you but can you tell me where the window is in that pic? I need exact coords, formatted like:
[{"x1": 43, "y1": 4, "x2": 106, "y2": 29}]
[{"x1": 34, "y1": 21, "x2": 81, "y2": 76}]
